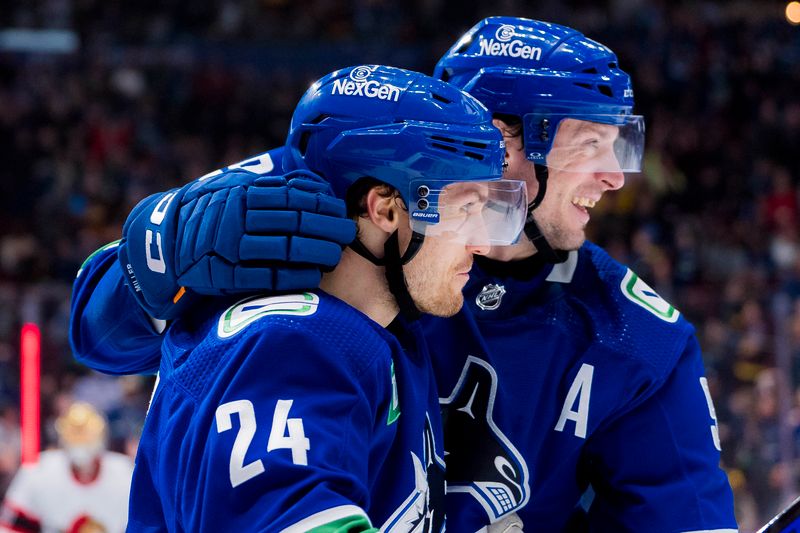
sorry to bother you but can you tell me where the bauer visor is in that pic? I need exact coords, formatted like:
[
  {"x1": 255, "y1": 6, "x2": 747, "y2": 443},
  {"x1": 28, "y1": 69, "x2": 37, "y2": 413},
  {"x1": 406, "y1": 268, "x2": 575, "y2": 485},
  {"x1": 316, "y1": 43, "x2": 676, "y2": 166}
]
[
  {"x1": 409, "y1": 179, "x2": 527, "y2": 246},
  {"x1": 523, "y1": 114, "x2": 645, "y2": 173}
]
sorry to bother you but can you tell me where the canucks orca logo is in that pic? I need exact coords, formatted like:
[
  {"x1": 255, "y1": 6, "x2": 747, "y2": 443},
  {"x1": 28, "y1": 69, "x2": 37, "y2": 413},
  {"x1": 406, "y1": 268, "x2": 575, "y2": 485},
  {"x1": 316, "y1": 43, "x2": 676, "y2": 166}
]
[
  {"x1": 440, "y1": 356, "x2": 530, "y2": 521},
  {"x1": 381, "y1": 415, "x2": 446, "y2": 532}
]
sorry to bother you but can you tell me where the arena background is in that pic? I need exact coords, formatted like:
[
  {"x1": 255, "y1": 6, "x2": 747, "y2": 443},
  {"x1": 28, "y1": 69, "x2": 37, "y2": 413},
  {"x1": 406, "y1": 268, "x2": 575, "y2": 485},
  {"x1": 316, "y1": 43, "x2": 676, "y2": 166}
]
[{"x1": 1, "y1": 0, "x2": 800, "y2": 529}]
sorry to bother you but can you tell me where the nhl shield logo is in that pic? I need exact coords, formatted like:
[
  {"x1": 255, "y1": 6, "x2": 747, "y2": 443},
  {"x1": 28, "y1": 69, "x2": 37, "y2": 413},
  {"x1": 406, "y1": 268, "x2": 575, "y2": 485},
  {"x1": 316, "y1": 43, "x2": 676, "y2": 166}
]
[{"x1": 476, "y1": 284, "x2": 506, "y2": 310}]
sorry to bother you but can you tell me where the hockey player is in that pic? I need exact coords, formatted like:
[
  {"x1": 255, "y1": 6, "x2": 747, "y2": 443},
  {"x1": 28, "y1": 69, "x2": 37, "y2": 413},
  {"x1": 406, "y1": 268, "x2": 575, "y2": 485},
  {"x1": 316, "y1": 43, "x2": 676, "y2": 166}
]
[
  {"x1": 424, "y1": 17, "x2": 736, "y2": 532},
  {"x1": 120, "y1": 65, "x2": 527, "y2": 531},
  {"x1": 0, "y1": 403, "x2": 133, "y2": 533},
  {"x1": 68, "y1": 18, "x2": 738, "y2": 533}
]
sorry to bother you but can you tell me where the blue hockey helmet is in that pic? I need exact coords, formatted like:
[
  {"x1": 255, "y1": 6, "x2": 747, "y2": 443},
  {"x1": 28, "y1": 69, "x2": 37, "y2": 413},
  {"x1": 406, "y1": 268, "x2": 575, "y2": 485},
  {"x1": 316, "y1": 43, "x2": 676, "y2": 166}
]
[
  {"x1": 434, "y1": 17, "x2": 644, "y2": 173},
  {"x1": 286, "y1": 65, "x2": 527, "y2": 246}
]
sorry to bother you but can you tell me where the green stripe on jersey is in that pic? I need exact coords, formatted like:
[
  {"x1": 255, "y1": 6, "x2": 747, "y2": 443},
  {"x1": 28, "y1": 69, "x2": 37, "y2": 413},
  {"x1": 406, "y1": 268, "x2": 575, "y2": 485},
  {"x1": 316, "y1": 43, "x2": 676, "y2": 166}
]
[
  {"x1": 387, "y1": 360, "x2": 401, "y2": 425},
  {"x1": 77, "y1": 240, "x2": 121, "y2": 277}
]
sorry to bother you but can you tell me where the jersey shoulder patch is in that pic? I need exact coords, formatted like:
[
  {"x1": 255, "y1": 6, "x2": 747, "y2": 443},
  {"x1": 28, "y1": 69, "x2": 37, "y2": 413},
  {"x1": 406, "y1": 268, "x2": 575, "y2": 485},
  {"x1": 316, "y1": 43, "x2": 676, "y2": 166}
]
[
  {"x1": 169, "y1": 291, "x2": 395, "y2": 402},
  {"x1": 619, "y1": 268, "x2": 679, "y2": 323},
  {"x1": 217, "y1": 293, "x2": 320, "y2": 339},
  {"x1": 561, "y1": 242, "x2": 692, "y2": 377}
]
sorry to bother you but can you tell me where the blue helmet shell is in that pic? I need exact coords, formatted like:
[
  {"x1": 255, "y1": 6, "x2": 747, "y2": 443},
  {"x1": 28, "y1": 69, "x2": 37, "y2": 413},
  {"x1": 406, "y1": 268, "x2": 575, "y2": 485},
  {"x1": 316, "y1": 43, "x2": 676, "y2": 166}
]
[
  {"x1": 434, "y1": 17, "x2": 638, "y2": 162},
  {"x1": 285, "y1": 65, "x2": 506, "y2": 210}
]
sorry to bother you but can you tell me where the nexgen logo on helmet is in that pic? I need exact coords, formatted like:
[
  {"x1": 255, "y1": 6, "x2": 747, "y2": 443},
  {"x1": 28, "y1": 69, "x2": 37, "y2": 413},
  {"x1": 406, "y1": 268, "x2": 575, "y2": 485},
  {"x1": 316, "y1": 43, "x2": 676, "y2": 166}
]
[
  {"x1": 434, "y1": 17, "x2": 645, "y2": 174},
  {"x1": 477, "y1": 24, "x2": 543, "y2": 61},
  {"x1": 478, "y1": 38, "x2": 542, "y2": 60},
  {"x1": 331, "y1": 65, "x2": 401, "y2": 102}
]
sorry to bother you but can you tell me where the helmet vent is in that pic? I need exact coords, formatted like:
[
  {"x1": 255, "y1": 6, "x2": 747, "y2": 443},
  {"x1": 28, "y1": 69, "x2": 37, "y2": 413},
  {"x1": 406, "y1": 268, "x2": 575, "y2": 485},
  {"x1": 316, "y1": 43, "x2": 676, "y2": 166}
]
[
  {"x1": 575, "y1": 82, "x2": 592, "y2": 90},
  {"x1": 431, "y1": 142, "x2": 458, "y2": 153},
  {"x1": 464, "y1": 151, "x2": 485, "y2": 160},
  {"x1": 608, "y1": 62, "x2": 618, "y2": 68},
  {"x1": 299, "y1": 131, "x2": 312, "y2": 155},
  {"x1": 598, "y1": 85, "x2": 613, "y2": 97},
  {"x1": 463, "y1": 140, "x2": 487, "y2": 149},
  {"x1": 310, "y1": 114, "x2": 330, "y2": 124},
  {"x1": 432, "y1": 93, "x2": 452, "y2": 104},
  {"x1": 432, "y1": 135, "x2": 457, "y2": 143},
  {"x1": 582, "y1": 67, "x2": 599, "y2": 74}
]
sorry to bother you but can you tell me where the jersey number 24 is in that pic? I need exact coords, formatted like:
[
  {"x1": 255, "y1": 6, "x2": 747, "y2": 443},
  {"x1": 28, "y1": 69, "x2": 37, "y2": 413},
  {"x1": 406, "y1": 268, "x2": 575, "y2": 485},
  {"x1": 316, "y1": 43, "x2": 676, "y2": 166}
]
[{"x1": 215, "y1": 399, "x2": 310, "y2": 487}]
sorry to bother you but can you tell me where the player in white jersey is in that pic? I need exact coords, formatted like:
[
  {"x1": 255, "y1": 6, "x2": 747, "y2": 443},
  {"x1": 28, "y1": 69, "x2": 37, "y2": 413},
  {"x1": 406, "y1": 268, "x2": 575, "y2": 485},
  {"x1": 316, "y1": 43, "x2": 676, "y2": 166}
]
[{"x1": 0, "y1": 403, "x2": 133, "y2": 533}]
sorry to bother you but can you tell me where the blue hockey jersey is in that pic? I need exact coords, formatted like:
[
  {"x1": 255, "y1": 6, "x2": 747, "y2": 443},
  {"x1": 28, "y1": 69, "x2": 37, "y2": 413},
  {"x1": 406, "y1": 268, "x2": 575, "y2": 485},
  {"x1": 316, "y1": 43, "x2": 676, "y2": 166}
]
[
  {"x1": 424, "y1": 242, "x2": 737, "y2": 532},
  {"x1": 131, "y1": 291, "x2": 445, "y2": 531}
]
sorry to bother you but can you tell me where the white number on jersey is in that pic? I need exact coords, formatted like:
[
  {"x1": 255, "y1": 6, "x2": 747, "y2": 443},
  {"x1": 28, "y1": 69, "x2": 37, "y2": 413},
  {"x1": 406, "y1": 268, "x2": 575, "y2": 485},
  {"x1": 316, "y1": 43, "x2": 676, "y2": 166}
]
[
  {"x1": 215, "y1": 398, "x2": 310, "y2": 488},
  {"x1": 699, "y1": 377, "x2": 722, "y2": 451},
  {"x1": 216, "y1": 400, "x2": 265, "y2": 487},
  {"x1": 267, "y1": 399, "x2": 310, "y2": 466}
]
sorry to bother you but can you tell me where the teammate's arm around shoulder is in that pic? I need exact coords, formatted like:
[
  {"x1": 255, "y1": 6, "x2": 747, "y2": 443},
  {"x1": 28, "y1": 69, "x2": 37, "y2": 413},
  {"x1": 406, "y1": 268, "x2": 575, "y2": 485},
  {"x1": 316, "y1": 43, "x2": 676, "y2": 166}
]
[
  {"x1": 70, "y1": 241, "x2": 163, "y2": 375},
  {"x1": 69, "y1": 153, "x2": 355, "y2": 375}
]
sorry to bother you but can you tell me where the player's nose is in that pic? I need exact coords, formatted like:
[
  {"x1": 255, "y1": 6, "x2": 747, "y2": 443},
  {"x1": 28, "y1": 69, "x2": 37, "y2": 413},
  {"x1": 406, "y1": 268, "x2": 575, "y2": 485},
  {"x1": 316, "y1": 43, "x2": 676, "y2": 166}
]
[
  {"x1": 597, "y1": 170, "x2": 625, "y2": 191},
  {"x1": 466, "y1": 243, "x2": 490, "y2": 256}
]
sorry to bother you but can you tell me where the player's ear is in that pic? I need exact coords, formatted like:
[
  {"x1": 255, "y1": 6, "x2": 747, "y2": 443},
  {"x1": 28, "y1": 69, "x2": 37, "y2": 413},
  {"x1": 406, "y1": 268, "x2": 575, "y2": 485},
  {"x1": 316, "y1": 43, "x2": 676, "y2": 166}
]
[{"x1": 364, "y1": 185, "x2": 401, "y2": 233}]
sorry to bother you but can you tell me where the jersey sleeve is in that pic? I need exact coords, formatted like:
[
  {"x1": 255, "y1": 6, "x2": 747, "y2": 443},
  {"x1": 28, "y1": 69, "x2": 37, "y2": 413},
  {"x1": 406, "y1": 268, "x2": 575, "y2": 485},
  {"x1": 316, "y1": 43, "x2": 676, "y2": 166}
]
[
  {"x1": 582, "y1": 335, "x2": 738, "y2": 532},
  {"x1": 145, "y1": 322, "x2": 391, "y2": 532},
  {"x1": 69, "y1": 242, "x2": 163, "y2": 375}
]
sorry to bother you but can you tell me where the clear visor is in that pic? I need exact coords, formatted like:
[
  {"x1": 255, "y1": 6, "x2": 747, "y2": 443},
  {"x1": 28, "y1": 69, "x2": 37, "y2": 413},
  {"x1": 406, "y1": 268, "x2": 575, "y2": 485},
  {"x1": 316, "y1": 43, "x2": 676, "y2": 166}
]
[
  {"x1": 529, "y1": 115, "x2": 645, "y2": 173},
  {"x1": 409, "y1": 179, "x2": 527, "y2": 246}
]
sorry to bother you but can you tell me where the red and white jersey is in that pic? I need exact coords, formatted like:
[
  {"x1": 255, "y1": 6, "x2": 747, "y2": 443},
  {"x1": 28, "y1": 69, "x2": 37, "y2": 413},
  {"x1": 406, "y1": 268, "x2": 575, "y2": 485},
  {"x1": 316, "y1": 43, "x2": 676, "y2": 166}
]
[{"x1": 0, "y1": 450, "x2": 133, "y2": 533}]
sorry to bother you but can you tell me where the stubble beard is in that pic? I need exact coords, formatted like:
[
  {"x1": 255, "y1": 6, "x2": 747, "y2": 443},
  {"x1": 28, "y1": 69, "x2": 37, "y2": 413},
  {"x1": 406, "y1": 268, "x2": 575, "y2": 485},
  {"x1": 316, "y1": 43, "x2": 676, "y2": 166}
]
[
  {"x1": 532, "y1": 209, "x2": 586, "y2": 252},
  {"x1": 404, "y1": 254, "x2": 469, "y2": 318}
]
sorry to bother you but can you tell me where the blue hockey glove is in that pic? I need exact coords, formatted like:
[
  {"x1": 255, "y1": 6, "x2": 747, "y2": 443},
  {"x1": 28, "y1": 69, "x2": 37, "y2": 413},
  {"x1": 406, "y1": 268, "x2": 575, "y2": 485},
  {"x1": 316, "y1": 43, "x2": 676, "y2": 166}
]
[{"x1": 118, "y1": 167, "x2": 356, "y2": 320}]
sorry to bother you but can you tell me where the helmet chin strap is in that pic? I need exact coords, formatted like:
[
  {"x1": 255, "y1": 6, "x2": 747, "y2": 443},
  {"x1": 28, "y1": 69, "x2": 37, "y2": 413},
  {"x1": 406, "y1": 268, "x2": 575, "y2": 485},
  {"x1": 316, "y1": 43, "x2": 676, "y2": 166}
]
[
  {"x1": 525, "y1": 164, "x2": 568, "y2": 264},
  {"x1": 348, "y1": 231, "x2": 425, "y2": 321}
]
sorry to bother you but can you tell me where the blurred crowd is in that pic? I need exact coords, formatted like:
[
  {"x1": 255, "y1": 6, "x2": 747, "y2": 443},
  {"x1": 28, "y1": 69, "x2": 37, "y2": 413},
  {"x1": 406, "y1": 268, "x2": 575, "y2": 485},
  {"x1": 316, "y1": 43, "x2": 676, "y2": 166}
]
[{"x1": 1, "y1": 0, "x2": 800, "y2": 530}]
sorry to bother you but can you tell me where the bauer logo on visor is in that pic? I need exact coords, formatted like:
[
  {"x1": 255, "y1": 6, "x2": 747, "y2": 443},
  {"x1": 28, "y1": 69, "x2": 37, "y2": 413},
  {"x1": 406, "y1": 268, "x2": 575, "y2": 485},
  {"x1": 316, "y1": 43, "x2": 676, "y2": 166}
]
[
  {"x1": 331, "y1": 65, "x2": 401, "y2": 102},
  {"x1": 411, "y1": 211, "x2": 440, "y2": 223}
]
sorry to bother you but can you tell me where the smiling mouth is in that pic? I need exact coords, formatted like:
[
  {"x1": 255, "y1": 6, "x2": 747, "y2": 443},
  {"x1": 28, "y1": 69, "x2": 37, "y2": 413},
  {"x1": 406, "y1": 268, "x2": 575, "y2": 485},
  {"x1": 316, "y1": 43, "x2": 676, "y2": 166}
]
[{"x1": 572, "y1": 196, "x2": 597, "y2": 208}]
